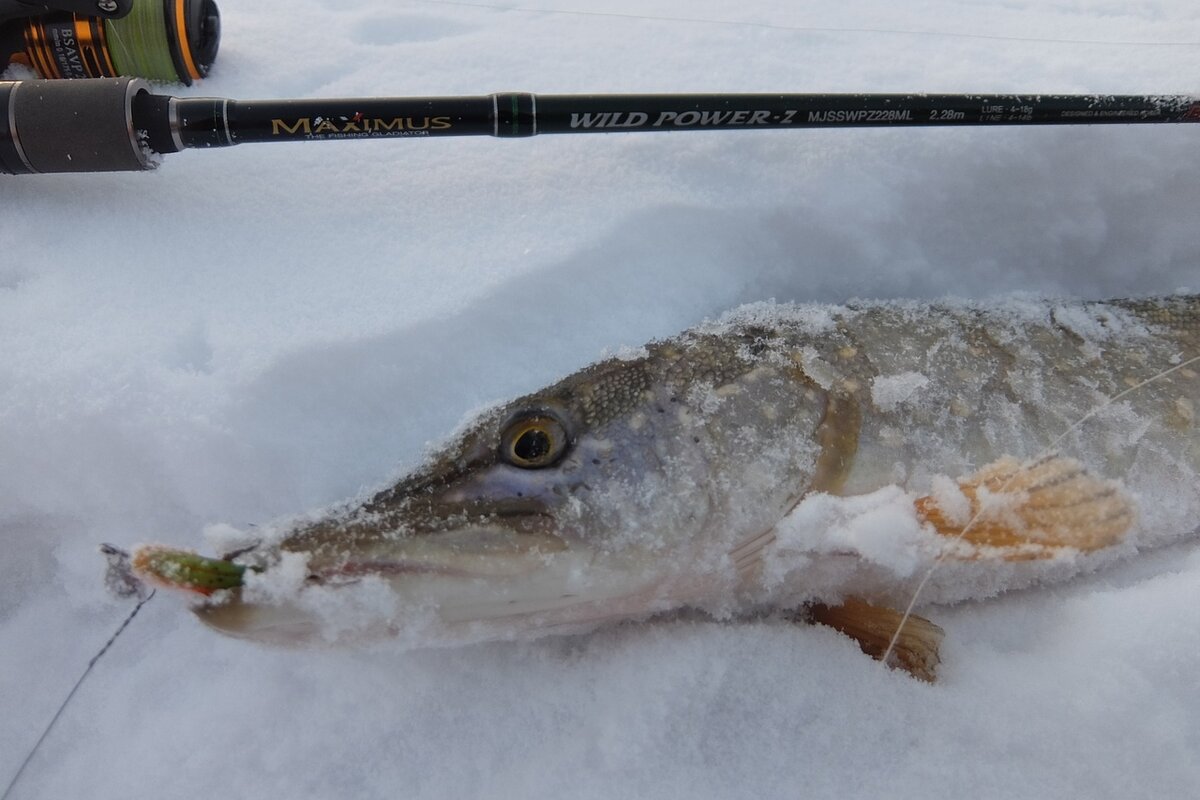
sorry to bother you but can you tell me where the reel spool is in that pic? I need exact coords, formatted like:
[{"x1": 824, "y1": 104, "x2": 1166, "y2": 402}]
[{"x1": 0, "y1": 0, "x2": 219, "y2": 84}]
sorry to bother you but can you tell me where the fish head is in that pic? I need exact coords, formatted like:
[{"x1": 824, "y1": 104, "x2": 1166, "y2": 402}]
[{"x1": 196, "y1": 327, "x2": 830, "y2": 643}]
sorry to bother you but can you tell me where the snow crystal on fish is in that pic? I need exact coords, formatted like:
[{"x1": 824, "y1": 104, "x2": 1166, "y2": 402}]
[{"x1": 870, "y1": 371, "x2": 930, "y2": 411}]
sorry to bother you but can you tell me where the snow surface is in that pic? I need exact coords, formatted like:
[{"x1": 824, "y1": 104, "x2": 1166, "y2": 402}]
[{"x1": 3, "y1": 1, "x2": 1200, "y2": 797}]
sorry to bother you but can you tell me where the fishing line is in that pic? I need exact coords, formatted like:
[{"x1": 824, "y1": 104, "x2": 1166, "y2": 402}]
[
  {"x1": 0, "y1": 587, "x2": 156, "y2": 800},
  {"x1": 105, "y1": 0, "x2": 179, "y2": 83},
  {"x1": 880, "y1": 351, "x2": 1200, "y2": 672},
  {"x1": 412, "y1": 0, "x2": 1200, "y2": 47}
]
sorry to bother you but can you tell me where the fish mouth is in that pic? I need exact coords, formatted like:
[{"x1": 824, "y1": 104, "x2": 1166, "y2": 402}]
[
  {"x1": 189, "y1": 518, "x2": 603, "y2": 645},
  {"x1": 303, "y1": 523, "x2": 573, "y2": 583}
]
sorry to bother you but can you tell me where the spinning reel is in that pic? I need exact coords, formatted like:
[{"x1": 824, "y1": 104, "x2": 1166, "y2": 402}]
[{"x1": 0, "y1": 0, "x2": 219, "y2": 84}]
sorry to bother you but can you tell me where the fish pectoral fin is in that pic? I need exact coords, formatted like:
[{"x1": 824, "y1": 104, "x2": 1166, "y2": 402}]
[
  {"x1": 915, "y1": 454, "x2": 1134, "y2": 560},
  {"x1": 803, "y1": 597, "x2": 943, "y2": 683}
]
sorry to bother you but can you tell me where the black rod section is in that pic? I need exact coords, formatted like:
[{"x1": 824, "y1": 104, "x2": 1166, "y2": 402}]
[
  {"x1": 4, "y1": 79, "x2": 1200, "y2": 174},
  {"x1": 167, "y1": 92, "x2": 1200, "y2": 152}
]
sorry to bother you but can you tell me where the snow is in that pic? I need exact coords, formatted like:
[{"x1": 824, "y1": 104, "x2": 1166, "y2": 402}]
[
  {"x1": 765, "y1": 485, "x2": 930, "y2": 588},
  {"x1": 3, "y1": 1, "x2": 1200, "y2": 798},
  {"x1": 871, "y1": 371, "x2": 931, "y2": 411}
]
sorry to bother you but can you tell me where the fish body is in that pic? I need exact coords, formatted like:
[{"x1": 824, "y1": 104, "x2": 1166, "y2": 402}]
[{"x1": 136, "y1": 295, "x2": 1200, "y2": 661}]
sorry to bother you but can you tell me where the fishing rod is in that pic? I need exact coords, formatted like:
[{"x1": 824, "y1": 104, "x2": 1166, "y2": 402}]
[{"x1": 2, "y1": 76, "x2": 1199, "y2": 174}]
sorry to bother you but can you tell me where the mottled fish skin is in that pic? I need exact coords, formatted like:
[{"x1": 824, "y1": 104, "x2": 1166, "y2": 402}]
[
  {"x1": 194, "y1": 295, "x2": 1199, "y2": 644},
  {"x1": 784, "y1": 295, "x2": 1199, "y2": 496}
]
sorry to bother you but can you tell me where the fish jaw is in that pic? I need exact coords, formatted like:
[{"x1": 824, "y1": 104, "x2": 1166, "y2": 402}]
[
  {"x1": 193, "y1": 546, "x2": 704, "y2": 647},
  {"x1": 192, "y1": 513, "x2": 640, "y2": 645},
  {"x1": 190, "y1": 501, "x2": 725, "y2": 646}
]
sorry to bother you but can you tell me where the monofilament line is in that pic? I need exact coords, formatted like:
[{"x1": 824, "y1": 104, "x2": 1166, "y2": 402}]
[
  {"x1": 1, "y1": 590, "x2": 156, "y2": 800},
  {"x1": 880, "y1": 352, "x2": 1200, "y2": 672}
]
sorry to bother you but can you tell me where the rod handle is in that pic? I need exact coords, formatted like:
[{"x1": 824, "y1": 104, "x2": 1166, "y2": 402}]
[{"x1": 1, "y1": 77, "x2": 154, "y2": 174}]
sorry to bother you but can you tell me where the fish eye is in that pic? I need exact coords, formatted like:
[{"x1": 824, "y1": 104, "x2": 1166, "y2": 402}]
[{"x1": 501, "y1": 415, "x2": 568, "y2": 469}]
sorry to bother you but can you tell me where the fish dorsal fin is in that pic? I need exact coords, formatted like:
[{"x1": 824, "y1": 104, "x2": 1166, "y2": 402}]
[
  {"x1": 915, "y1": 454, "x2": 1134, "y2": 560},
  {"x1": 805, "y1": 597, "x2": 944, "y2": 682}
]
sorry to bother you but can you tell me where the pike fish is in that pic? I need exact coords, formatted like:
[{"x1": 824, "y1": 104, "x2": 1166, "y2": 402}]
[{"x1": 119, "y1": 295, "x2": 1200, "y2": 680}]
